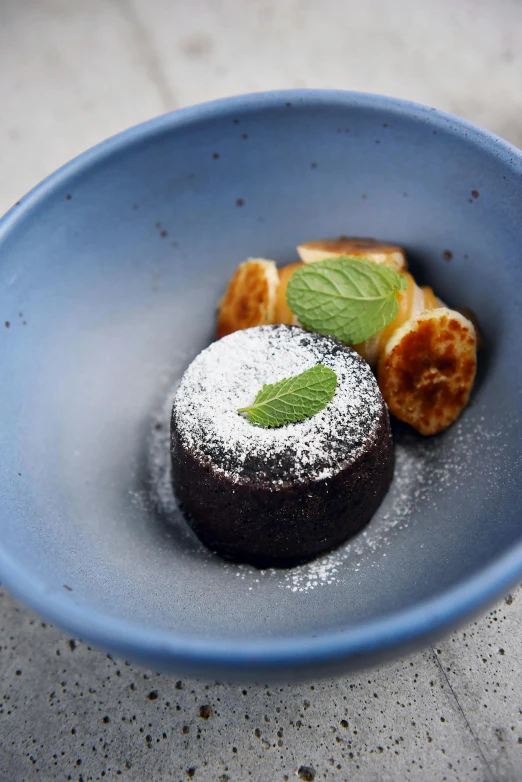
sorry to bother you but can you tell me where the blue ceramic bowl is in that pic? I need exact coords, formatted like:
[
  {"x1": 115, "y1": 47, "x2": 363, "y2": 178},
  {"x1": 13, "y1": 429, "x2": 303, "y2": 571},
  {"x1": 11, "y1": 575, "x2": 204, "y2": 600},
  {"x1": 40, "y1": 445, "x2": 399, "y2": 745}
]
[{"x1": 1, "y1": 91, "x2": 521, "y2": 681}]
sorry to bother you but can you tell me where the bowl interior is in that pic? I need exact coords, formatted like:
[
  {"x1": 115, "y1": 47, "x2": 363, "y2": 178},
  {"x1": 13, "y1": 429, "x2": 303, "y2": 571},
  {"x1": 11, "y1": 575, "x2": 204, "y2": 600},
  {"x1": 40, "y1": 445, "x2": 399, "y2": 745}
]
[{"x1": 0, "y1": 93, "x2": 521, "y2": 665}]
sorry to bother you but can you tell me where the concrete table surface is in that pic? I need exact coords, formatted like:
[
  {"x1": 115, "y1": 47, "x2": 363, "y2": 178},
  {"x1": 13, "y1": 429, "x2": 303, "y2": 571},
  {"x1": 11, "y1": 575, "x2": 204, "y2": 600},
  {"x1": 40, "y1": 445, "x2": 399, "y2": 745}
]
[{"x1": 1, "y1": 1, "x2": 521, "y2": 780}]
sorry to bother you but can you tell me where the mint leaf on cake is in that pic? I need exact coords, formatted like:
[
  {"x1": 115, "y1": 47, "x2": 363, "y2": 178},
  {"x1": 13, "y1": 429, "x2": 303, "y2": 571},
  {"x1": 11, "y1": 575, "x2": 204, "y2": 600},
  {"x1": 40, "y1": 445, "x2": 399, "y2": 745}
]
[{"x1": 238, "y1": 364, "x2": 337, "y2": 427}]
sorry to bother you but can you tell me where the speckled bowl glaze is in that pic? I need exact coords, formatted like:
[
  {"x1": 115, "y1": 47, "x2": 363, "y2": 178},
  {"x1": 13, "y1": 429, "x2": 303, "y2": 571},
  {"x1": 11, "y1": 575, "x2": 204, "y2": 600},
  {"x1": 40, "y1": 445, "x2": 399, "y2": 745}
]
[{"x1": 0, "y1": 91, "x2": 521, "y2": 681}]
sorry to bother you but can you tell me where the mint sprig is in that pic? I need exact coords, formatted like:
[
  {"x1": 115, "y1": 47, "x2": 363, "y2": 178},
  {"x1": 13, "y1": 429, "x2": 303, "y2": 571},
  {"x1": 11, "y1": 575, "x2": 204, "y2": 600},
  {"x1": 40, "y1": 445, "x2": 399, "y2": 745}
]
[
  {"x1": 286, "y1": 256, "x2": 408, "y2": 345},
  {"x1": 238, "y1": 364, "x2": 337, "y2": 428}
]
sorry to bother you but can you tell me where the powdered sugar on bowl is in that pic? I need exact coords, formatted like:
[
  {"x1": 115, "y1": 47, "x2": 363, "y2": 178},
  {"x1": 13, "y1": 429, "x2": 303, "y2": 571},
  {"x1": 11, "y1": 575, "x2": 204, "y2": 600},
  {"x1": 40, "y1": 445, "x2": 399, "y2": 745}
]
[
  {"x1": 147, "y1": 363, "x2": 514, "y2": 594},
  {"x1": 279, "y1": 436, "x2": 424, "y2": 592},
  {"x1": 172, "y1": 325, "x2": 384, "y2": 485}
]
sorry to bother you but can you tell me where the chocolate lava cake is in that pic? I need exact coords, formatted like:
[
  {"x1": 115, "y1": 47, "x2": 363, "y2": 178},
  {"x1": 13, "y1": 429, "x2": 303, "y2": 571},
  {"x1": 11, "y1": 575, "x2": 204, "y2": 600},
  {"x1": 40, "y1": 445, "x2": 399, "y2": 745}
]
[{"x1": 171, "y1": 325, "x2": 393, "y2": 567}]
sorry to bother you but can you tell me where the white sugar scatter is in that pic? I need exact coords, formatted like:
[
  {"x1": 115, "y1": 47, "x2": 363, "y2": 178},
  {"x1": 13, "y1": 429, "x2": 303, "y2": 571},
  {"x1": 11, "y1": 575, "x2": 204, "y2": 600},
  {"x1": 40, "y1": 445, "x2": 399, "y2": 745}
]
[
  {"x1": 277, "y1": 415, "x2": 514, "y2": 592},
  {"x1": 146, "y1": 347, "x2": 515, "y2": 595},
  {"x1": 148, "y1": 389, "x2": 178, "y2": 516},
  {"x1": 279, "y1": 441, "x2": 422, "y2": 592},
  {"x1": 147, "y1": 380, "x2": 210, "y2": 551},
  {"x1": 173, "y1": 325, "x2": 383, "y2": 484}
]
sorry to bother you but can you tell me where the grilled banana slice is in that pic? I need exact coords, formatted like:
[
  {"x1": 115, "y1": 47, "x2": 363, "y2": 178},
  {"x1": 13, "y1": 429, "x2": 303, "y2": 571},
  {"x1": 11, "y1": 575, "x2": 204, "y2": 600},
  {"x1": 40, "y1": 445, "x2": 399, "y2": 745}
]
[
  {"x1": 297, "y1": 237, "x2": 407, "y2": 273},
  {"x1": 456, "y1": 306, "x2": 483, "y2": 349},
  {"x1": 355, "y1": 271, "x2": 426, "y2": 366},
  {"x1": 378, "y1": 308, "x2": 477, "y2": 435},
  {"x1": 217, "y1": 258, "x2": 279, "y2": 339},
  {"x1": 422, "y1": 285, "x2": 440, "y2": 310},
  {"x1": 274, "y1": 262, "x2": 303, "y2": 325}
]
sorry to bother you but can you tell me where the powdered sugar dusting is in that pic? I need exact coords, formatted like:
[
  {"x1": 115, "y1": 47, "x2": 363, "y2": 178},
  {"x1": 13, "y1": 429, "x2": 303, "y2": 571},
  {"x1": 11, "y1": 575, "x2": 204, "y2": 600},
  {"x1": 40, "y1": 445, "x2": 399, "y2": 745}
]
[
  {"x1": 147, "y1": 383, "x2": 211, "y2": 551},
  {"x1": 279, "y1": 437, "x2": 423, "y2": 592},
  {"x1": 147, "y1": 375, "x2": 515, "y2": 593},
  {"x1": 277, "y1": 415, "x2": 514, "y2": 592},
  {"x1": 173, "y1": 325, "x2": 383, "y2": 484}
]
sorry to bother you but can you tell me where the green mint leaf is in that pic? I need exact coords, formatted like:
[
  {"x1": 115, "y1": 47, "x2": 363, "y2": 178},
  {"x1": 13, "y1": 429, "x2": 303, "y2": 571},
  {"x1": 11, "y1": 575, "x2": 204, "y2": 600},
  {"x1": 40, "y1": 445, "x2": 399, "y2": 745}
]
[
  {"x1": 286, "y1": 256, "x2": 408, "y2": 345},
  {"x1": 237, "y1": 364, "x2": 337, "y2": 428}
]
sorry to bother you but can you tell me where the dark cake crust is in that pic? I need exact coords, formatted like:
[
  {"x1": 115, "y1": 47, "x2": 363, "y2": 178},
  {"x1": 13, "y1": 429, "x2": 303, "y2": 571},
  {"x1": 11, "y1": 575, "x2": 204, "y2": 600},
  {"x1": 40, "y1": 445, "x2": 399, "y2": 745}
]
[{"x1": 171, "y1": 405, "x2": 393, "y2": 568}]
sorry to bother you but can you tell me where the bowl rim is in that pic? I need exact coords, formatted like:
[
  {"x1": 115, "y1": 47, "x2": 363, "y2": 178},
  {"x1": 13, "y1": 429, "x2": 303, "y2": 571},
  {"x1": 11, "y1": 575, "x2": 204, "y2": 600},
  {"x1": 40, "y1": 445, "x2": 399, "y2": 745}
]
[{"x1": 1, "y1": 88, "x2": 522, "y2": 675}]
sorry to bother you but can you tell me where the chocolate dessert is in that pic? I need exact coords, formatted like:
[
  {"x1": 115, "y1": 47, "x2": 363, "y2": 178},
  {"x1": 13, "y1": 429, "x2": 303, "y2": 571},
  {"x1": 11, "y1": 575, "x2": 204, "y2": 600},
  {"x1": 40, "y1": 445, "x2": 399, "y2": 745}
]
[{"x1": 171, "y1": 325, "x2": 393, "y2": 567}]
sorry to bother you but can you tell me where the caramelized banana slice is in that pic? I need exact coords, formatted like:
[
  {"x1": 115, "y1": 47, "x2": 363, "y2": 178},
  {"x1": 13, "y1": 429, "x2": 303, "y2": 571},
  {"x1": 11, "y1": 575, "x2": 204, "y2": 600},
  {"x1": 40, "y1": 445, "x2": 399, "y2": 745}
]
[
  {"x1": 456, "y1": 306, "x2": 483, "y2": 349},
  {"x1": 297, "y1": 237, "x2": 407, "y2": 273},
  {"x1": 217, "y1": 259, "x2": 279, "y2": 339},
  {"x1": 378, "y1": 308, "x2": 477, "y2": 435},
  {"x1": 354, "y1": 272, "x2": 425, "y2": 366},
  {"x1": 274, "y1": 262, "x2": 303, "y2": 325},
  {"x1": 422, "y1": 285, "x2": 440, "y2": 310}
]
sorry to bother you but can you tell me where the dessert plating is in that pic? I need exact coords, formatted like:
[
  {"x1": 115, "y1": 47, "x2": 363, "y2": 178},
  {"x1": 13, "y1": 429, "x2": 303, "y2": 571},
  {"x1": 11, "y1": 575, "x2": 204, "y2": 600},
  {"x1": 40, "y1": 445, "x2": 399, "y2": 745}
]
[{"x1": 171, "y1": 325, "x2": 393, "y2": 567}]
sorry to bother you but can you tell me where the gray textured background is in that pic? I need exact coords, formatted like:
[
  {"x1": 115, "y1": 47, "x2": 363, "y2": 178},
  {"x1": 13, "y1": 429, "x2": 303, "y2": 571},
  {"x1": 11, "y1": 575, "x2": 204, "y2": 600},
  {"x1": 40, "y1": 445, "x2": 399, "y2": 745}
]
[{"x1": 1, "y1": 1, "x2": 521, "y2": 780}]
